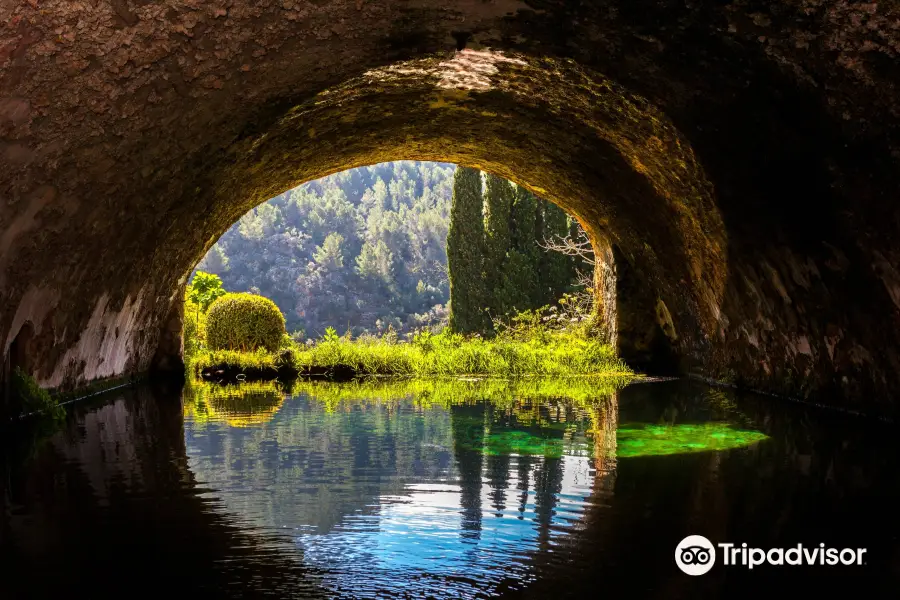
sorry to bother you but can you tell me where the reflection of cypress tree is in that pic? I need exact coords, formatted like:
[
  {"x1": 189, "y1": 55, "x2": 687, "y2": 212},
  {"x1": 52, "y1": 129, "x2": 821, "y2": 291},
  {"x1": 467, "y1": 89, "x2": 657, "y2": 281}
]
[
  {"x1": 450, "y1": 403, "x2": 486, "y2": 541},
  {"x1": 447, "y1": 167, "x2": 488, "y2": 333},
  {"x1": 533, "y1": 456, "x2": 565, "y2": 549},
  {"x1": 485, "y1": 407, "x2": 511, "y2": 517},
  {"x1": 485, "y1": 454, "x2": 511, "y2": 517},
  {"x1": 516, "y1": 454, "x2": 535, "y2": 519}
]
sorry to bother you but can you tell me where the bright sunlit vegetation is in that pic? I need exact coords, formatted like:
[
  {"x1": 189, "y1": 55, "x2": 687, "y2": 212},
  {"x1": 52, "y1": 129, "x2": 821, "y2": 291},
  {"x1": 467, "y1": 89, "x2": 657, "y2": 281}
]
[{"x1": 185, "y1": 280, "x2": 631, "y2": 380}]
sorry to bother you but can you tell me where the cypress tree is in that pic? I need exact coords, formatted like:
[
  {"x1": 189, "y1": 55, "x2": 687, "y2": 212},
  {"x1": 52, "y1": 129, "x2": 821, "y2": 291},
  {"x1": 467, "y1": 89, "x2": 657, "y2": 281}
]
[
  {"x1": 503, "y1": 185, "x2": 542, "y2": 313},
  {"x1": 510, "y1": 185, "x2": 539, "y2": 258},
  {"x1": 447, "y1": 167, "x2": 488, "y2": 333},
  {"x1": 484, "y1": 174, "x2": 515, "y2": 318},
  {"x1": 498, "y1": 249, "x2": 536, "y2": 314},
  {"x1": 449, "y1": 169, "x2": 584, "y2": 334},
  {"x1": 539, "y1": 201, "x2": 578, "y2": 305}
]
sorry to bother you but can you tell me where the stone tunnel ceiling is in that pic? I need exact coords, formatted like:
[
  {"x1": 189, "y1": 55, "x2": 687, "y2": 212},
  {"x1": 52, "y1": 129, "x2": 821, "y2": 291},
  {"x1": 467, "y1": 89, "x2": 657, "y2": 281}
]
[{"x1": 1, "y1": 0, "x2": 899, "y2": 417}]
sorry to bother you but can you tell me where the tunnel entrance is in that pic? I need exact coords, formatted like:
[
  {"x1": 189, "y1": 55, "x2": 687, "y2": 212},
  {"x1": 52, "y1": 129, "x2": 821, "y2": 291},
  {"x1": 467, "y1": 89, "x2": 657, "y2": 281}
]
[
  {"x1": 180, "y1": 161, "x2": 652, "y2": 382},
  {"x1": 185, "y1": 162, "x2": 606, "y2": 344}
]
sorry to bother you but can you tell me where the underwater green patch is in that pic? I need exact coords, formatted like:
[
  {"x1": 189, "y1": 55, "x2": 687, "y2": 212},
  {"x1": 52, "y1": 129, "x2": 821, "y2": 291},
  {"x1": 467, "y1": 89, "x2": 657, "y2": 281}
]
[
  {"x1": 480, "y1": 430, "x2": 565, "y2": 458},
  {"x1": 457, "y1": 422, "x2": 767, "y2": 459},
  {"x1": 616, "y1": 422, "x2": 768, "y2": 458}
]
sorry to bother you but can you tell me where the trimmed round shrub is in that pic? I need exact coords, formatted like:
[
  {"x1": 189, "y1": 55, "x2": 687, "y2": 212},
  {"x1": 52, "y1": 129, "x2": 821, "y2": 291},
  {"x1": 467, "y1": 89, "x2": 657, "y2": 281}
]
[{"x1": 205, "y1": 293, "x2": 286, "y2": 352}]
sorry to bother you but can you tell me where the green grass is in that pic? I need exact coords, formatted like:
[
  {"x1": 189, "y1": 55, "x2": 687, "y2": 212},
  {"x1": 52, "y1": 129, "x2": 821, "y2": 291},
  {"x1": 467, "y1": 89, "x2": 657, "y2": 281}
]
[
  {"x1": 189, "y1": 327, "x2": 632, "y2": 380},
  {"x1": 191, "y1": 348, "x2": 278, "y2": 373}
]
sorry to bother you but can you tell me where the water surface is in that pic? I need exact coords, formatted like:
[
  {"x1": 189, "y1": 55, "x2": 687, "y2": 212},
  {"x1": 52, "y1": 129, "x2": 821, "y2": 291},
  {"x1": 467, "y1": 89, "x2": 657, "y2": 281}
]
[{"x1": 2, "y1": 378, "x2": 898, "y2": 598}]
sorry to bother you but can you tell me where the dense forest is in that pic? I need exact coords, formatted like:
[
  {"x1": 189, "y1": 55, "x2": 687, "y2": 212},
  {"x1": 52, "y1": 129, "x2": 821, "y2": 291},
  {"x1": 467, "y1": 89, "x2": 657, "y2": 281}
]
[{"x1": 195, "y1": 161, "x2": 582, "y2": 338}]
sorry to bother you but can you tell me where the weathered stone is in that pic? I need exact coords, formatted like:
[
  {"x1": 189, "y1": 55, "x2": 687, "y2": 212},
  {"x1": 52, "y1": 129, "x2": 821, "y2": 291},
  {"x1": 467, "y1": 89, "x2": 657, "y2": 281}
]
[{"x1": 0, "y1": 0, "x2": 898, "y2": 417}]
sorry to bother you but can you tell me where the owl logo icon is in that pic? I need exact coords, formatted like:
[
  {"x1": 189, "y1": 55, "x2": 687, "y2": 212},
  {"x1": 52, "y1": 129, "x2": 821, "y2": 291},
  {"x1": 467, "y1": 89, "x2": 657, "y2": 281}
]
[{"x1": 675, "y1": 535, "x2": 716, "y2": 575}]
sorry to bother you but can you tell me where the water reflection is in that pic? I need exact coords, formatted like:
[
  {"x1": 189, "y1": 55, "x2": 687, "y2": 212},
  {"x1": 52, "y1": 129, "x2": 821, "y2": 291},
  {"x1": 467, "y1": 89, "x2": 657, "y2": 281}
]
[
  {"x1": 2, "y1": 378, "x2": 899, "y2": 599},
  {"x1": 183, "y1": 380, "x2": 623, "y2": 597},
  {"x1": 180, "y1": 377, "x2": 769, "y2": 596}
]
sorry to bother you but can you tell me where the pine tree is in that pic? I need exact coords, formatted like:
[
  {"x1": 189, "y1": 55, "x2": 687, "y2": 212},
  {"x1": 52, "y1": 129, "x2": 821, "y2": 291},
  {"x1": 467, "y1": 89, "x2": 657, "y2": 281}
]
[
  {"x1": 447, "y1": 167, "x2": 488, "y2": 333},
  {"x1": 483, "y1": 174, "x2": 515, "y2": 318}
]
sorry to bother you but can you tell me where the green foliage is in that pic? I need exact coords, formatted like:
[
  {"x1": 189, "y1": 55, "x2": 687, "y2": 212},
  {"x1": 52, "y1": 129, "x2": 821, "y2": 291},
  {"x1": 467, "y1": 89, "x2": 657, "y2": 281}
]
[
  {"x1": 447, "y1": 166, "x2": 488, "y2": 334},
  {"x1": 193, "y1": 162, "x2": 584, "y2": 340},
  {"x1": 192, "y1": 306, "x2": 631, "y2": 380},
  {"x1": 447, "y1": 168, "x2": 584, "y2": 334},
  {"x1": 189, "y1": 271, "x2": 227, "y2": 312},
  {"x1": 198, "y1": 245, "x2": 229, "y2": 274},
  {"x1": 510, "y1": 185, "x2": 540, "y2": 257},
  {"x1": 484, "y1": 175, "x2": 514, "y2": 266},
  {"x1": 205, "y1": 293, "x2": 286, "y2": 352},
  {"x1": 313, "y1": 233, "x2": 345, "y2": 269},
  {"x1": 355, "y1": 239, "x2": 395, "y2": 285},
  {"x1": 10, "y1": 367, "x2": 64, "y2": 420},
  {"x1": 498, "y1": 249, "x2": 537, "y2": 314},
  {"x1": 183, "y1": 295, "x2": 206, "y2": 362}
]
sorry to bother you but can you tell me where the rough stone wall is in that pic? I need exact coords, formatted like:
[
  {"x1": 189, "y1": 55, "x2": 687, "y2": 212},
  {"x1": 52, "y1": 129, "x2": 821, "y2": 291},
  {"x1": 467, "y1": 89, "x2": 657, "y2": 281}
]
[{"x1": 1, "y1": 0, "x2": 898, "y2": 416}]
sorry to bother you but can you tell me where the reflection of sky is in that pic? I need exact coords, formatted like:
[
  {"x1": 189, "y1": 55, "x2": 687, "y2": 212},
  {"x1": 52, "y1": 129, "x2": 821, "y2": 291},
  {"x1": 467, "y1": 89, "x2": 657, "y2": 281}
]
[
  {"x1": 183, "y1": 396, "x2": 597, "y2": 597},
  {"x1": 292, "y1": 455, "x2": 594, "y2": 597}
]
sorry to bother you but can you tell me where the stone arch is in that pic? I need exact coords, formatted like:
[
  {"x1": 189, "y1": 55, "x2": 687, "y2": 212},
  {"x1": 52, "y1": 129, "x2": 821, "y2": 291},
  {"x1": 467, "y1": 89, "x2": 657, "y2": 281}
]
[{"x1": 1, "y1": 1, "x2": 899, "y2": 417}]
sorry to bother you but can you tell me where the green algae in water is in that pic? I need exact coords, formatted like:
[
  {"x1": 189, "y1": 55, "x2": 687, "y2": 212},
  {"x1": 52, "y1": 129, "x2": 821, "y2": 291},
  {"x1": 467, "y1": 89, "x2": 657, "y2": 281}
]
[
  {"x1": 481, "y1": 430, "x2": 566, "y2": 458},
  {"x1": 616, "y1": 422, "x2": 768, "y2": 458},
  {"x1": 460, "y1": 422, "x2": 768, "y2": 459}
]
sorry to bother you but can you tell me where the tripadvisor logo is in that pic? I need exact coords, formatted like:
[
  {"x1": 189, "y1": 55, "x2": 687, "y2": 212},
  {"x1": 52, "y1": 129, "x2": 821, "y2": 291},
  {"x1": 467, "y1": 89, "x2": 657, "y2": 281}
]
[
  {"x1": 676, "y1": 535, "x2": 716, "y2": 575},
  {"x1": 675, "y1": 535, "x2": 867, "y2": 575}
]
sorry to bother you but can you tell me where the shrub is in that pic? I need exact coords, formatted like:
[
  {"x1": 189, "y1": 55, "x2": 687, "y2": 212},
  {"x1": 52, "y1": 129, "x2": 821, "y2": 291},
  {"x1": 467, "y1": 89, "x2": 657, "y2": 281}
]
[
  {"x1": 11, "y1": 367, "x2": 64, "y2": 419},
  {"x1": 205, "y1": 293, "x2": 286, "y2": 352},
  {"x1": 183, "y1": 298, "x2": 206, "y2": 362}
]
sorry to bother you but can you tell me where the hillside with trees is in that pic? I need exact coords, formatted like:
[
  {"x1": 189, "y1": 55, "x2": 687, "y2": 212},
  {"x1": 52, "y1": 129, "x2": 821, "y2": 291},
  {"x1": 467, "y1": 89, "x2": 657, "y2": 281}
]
[
  {"x1": 196, "y1": 161, "x2": 455, "y2": 338},
  {"x1": 195, "y1": 161, "x2": 583, "y2": 339}
]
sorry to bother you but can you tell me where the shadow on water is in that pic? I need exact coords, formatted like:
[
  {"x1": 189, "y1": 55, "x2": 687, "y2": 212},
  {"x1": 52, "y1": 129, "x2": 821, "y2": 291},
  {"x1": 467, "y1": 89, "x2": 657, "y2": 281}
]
[
  {"x1": 0, "y1": 379, "x2": 329, "y2": 600},
  {"x1": 2, "y1": 376, "x2": 899, "y2": 598}
]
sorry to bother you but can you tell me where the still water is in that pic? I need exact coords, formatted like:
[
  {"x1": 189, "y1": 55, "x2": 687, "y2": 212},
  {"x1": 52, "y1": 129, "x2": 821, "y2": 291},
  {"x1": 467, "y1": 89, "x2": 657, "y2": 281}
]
[{"x1": 2, "y1": 378, "x2": 898, "y2": 598}]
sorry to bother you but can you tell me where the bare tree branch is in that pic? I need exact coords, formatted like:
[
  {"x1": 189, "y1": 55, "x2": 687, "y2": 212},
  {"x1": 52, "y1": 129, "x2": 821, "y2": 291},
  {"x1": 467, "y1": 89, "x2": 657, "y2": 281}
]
[{"x1": 539, "y1": 225, "x2": 596, "y2": 266}]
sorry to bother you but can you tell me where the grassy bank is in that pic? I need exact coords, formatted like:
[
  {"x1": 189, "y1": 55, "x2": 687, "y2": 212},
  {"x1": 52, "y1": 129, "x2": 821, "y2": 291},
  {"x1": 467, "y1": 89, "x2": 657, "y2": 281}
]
[{"x1": 190, "y1": 326, "x2": 632, "y2": 381}]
